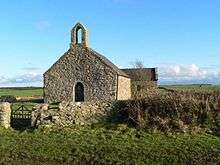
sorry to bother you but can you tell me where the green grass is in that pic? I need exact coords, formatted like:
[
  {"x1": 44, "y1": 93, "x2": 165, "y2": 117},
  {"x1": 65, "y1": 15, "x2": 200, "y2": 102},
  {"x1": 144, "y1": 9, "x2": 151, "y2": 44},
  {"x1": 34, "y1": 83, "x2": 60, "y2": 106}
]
[
  {"x1": 160, "y1": 84, "x2": 220, "y2": 91},
  {"x1": 0, "y1": 87, "x2": 43, "y2": 98},
  {"x1": 11, "y1": 103, "x2": 36, "y2": 111},
  {"x1": 0, "y1": 86, "x2": 219, "y2": 164},
  {"x1": 0, "y1": 125, "x2": 219, "y2": 164}
]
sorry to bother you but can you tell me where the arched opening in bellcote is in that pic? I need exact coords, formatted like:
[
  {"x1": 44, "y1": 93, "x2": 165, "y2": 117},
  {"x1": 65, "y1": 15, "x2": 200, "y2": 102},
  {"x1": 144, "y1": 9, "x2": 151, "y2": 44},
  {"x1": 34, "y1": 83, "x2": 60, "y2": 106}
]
[{"x1": 71, "y1": 22, "x2": 88, "y2": 47}]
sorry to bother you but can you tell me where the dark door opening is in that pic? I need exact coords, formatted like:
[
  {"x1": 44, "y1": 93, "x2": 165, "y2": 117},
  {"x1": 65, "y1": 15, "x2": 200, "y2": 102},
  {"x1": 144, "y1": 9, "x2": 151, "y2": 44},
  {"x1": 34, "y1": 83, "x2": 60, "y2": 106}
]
[{"x1": 75, "y1": 82, "x2": 84, "y2": 102}]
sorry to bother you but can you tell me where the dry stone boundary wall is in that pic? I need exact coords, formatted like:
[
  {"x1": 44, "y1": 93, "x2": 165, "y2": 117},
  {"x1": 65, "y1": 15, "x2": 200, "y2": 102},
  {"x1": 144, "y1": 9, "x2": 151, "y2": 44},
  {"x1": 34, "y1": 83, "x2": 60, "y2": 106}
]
[
  {"x1": 0, "y1": 102, "x2": 11, "y2": 128},
  {"x1": 0, "y1": 101, "x2": 115, "y2": 129},
  {"x1": 32, "y1": 101, "x2": 114, "y2": 128}
]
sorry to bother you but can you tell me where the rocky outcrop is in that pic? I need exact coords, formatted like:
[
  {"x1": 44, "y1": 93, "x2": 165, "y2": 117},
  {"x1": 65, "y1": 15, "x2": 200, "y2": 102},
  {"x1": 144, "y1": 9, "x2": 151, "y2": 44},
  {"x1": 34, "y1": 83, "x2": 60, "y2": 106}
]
[
  {"x1": 31, "y1": 102, "x2": 113, "y2": 127},
  {"x1": 0, "y1": 102, "x2": 11, "y2": 128}
]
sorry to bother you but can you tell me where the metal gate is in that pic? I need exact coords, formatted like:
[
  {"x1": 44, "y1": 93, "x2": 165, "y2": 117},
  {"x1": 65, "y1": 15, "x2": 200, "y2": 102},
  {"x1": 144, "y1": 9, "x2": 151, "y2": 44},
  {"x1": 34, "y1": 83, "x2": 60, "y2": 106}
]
[{"x1": 11, "y1": 104, "x2": 33, "y2": 129}]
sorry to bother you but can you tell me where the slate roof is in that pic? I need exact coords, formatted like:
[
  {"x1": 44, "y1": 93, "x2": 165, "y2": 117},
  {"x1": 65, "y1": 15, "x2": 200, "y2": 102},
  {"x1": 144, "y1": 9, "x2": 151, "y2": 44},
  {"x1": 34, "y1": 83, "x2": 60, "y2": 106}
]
[
  {"x1": 88, "y1": 48, "x2": 129, "y2": 77},
  {"x1": 121, "y1": 68, "x2": 158, "y2": 81}
]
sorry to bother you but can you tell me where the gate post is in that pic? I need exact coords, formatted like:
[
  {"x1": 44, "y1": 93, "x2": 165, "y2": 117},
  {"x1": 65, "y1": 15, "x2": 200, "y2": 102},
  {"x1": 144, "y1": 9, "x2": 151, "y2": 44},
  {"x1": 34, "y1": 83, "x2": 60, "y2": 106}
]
[{"x1": 0, "y1": 102, "x2": 11, "y2": 128}]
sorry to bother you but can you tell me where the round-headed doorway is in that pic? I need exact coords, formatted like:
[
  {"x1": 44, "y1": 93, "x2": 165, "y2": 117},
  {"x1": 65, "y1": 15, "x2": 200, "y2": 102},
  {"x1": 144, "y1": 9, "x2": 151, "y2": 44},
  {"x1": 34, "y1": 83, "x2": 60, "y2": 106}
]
[{"x1": 74, "y1": 82, "x2": 84, "y2": 102}]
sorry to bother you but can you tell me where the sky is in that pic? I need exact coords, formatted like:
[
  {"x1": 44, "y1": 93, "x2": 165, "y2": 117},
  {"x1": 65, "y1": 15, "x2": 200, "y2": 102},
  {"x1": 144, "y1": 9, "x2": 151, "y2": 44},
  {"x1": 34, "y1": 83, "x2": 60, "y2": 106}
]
[{"x1": 0, "y1": 0, "x2": 220, "y2": 86}]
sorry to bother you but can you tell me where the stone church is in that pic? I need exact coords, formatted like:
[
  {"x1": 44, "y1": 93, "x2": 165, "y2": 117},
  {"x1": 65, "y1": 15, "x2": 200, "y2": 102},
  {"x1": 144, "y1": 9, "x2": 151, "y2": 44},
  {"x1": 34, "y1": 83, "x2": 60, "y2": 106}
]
[{"x1": 44, "y1": 23, "x2": 158, "y2": 103}]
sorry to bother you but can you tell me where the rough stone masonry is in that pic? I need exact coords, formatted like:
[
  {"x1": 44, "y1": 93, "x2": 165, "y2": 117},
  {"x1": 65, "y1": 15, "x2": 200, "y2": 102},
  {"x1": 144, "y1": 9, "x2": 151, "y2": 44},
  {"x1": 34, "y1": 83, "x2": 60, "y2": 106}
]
[
  {"x1": 44, "y1": 22, "x2": 131, "y2": 103},
  {"x1": 44, "y1": 22, "x2": 158, "y2": 103},
  {"x1": 31, "y1": 101, "x2": 113, "y2": 127},
  {"x1": 0, "y1": 102, "x2": 11, "y2": 128}
]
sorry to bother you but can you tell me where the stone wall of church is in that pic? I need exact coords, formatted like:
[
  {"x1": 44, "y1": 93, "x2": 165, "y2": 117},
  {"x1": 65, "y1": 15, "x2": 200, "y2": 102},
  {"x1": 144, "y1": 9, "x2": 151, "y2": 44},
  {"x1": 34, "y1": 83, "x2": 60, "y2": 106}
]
[
  {"x1": 44, "y1": 45, "x2": 118, "y2": 103},
  {"x1": 117, "y1": 76, "x2": 131, "y2": 100}
]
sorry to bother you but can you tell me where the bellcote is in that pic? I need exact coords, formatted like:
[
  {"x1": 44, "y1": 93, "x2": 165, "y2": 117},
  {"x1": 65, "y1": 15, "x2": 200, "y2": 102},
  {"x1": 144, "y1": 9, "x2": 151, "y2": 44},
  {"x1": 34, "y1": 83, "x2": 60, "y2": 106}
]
[{"x1": 71, "y1": 22, "x2": 89, "y2": 48}]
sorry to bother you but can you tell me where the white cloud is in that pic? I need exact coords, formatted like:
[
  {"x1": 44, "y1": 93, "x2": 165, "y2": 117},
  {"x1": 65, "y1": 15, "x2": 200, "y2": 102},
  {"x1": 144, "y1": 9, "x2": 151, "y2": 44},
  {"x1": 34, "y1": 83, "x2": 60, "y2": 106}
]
[
  {"x1": 159, "y1": 63, "x2": 220, "y2": 84},
  {"x1": 0, "y1": 73, "x2": 43, "y2": 87},
  {"x1": 0, "y1": 76, "x2": 8, "y2": 84},
  {"x1": 0, "y1": 65, "x2": 43, "y2": 87},
  {"x1": 160, "y1": 64, "x2": 207, "y2": 78}
]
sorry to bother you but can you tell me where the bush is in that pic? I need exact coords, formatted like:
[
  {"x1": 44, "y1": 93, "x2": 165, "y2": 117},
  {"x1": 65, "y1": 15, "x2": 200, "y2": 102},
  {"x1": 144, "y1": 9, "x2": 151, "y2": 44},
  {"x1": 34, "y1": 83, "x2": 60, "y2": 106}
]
[
  {"x1": 0, "y1": 95, "x2": 17, "y2": 103},
  {"x1": 111, "y1": 93, "x2": 220, "y2": 135}
]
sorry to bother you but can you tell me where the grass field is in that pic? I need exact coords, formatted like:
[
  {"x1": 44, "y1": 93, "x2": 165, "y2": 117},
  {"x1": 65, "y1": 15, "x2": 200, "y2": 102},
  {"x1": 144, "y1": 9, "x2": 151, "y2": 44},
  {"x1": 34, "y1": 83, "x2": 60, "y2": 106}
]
[
  {"x1": 0, "y1": 85, "x2": 219, "y2": 164},
  {"x1": 0, "y1": 87, "x2": 43, "y2": 98},
  {"x1": 160, "y1": 84, "x2": 220, "y2": 91},
  {"x1": 0, "y1": 125, "x2": 219, "y2": 164}
]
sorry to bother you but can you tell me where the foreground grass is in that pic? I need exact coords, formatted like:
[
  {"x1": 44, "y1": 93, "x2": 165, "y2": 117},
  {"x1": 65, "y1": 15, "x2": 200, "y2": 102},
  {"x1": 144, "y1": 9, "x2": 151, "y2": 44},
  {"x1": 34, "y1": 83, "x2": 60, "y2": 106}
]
[{"x1": 0, "y1": 125, "x2": 219, "y2": 164}]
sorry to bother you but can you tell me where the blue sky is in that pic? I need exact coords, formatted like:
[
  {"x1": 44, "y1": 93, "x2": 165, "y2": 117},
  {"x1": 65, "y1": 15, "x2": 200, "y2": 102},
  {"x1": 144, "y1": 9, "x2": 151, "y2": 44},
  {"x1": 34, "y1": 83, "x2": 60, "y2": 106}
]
[{"x1": 0, "y1": 0, "x2": 220, "y2": 86}]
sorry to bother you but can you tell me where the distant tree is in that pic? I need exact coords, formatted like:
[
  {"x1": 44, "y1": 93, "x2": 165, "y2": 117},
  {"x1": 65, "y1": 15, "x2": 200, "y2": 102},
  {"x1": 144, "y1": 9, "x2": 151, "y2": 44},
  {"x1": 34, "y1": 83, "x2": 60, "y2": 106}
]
[
  {"x1": 132, "y1": 60, "x2": 147, "y2": 81},
  {"x1": 133, "y1": 60, "x2": 144, "y2": 69}
]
